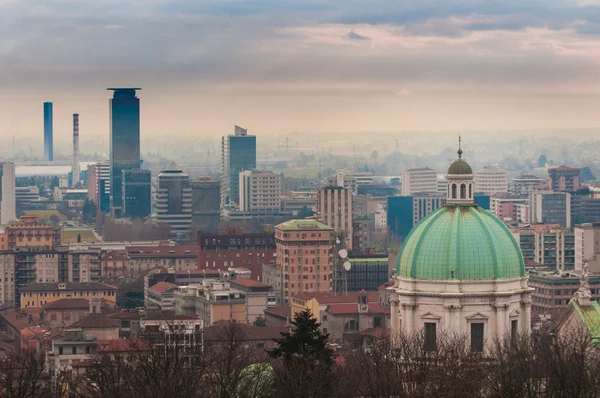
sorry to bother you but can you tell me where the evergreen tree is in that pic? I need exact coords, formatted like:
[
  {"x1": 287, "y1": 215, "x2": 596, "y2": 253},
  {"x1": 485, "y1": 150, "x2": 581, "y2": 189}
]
[
  {"x1": 270, "y1": 309, "x2": 334, "y2": 366},
  {"x1": 77, "y1": 233, "x2": 81, "y2": 243}
]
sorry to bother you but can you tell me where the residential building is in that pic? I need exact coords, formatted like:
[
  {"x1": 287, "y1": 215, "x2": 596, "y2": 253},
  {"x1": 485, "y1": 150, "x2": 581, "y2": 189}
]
[
  {"x1": 48, "y1": 328, "x2": 97, "y2": 377},
  {"x1": 174, "y1": 280, "x2": 246, "y2": 325},
  {"x1": 42, "y1": 298, "x2": 91, "y2": 328},
  {"x1": 281, "y1": 197, "x2": 317, "y2": 216},
  {"x1": 4, "y1": 215, "x2": 61, "y2": 250},
  {"x1": 190, "y1": 177, "x2": 220, "y2": 233},
  {"x1": 353, "y1": 196, "x2": 387, "y2": 218},
  {"x1": 317, "y1": 186, "x2": 352, "y2": 249},
  {"x1": 19, "y1": 282, "x2": 117, "y2": 309},
  {"x1": 548, "y1": 166, "x2": 581, "y2": 192},
  {"x1": 68, "y1": 248, "x2": 102, "y2": 283},
  {"x1": 0, "y1": 162, "x2": 16, "y2": 225},
  {"x1": 490, "y1": 194, "x2": 529, "y2": 222},
  {"x1": 346, "y1": 255, "x2": 390, "y2": 292},
  {"x1": 156, "y1": 162, "x2": 192, "y2": 236},
  {"x1": 263, "y1": 305, "x2": 290, "y2": 327},
  {"x1": 529, "y1": 270, "x2": 600, "y2": 314},
  {"x1": 101, "y1": 249, "x2": 129, "y2": 280},
  {"x1": 108, "y1": 88, "x2": 141, "y2": 217},
  {"x1": 290, "y1": 290, "x2": 380, "y2": 322},
  {"x1": 474, "y1": 165, "x2": 508, "y2": 195},
  {"x1": 374, "y1": 205, "x2": 387, "y2": 230},
  {"x1": 239, "y1": 170, "x2": 281, "y2": 212},
  {"x1": 511, "y1": 174, "x2": 544, "y2": 195},
  {"x1": 575, "y1": 223, "x2": 600, "y2": 273},
  {"x1": 44, "y1": 102, "x2": 53, "y2": 161},
  {"x1": 139, "y1": 312, "x2": 203, "y2": 338},
  {"x1": 513, "y1": 224, "x2": 575, "y2": 271},
  {"x1": 221, "y1": 125, "x2": 256, "y2": 208},
  {"x1": 335, "y1": 169, "x2": 373, "y2": 193},
  {"x1": 275, "y1": 219, "x2": 334, "y2": 304},
  {"x1": 146, "y1": 281, "x2": 178, "y2": 311},
  {"x1": 529, "y1": 191, "x2": 571, "y2": 228},
  {"x1": 68, "y1": 304, "x2": 119, "y2": 340},
  {"x1": 126, "y1": 245, "x2": 199, "y2": 277},
  {"x1": 352, "y1": 218, "x2": 373, "y2": 251},
  {"x1": 262, "y1": 261, "x2": 283, "y2": 305},
  {"x1": 143, "y1": 268, "x2": 222, "y2": 300},
  {"x1": 197, "y1": 232, "x2": 276, "y2": 280},
  {"x1": 400, "y1": 167, "x2": 437, "y2": 195},
  {"x1": 121, "y1": 169, "x2": 151, "y2": 218},
  {"x1": 229, "y1": 279, "x2": 276, "y2": 323},
  {"x1": 0, "y1": 253, "x2": 15, "y2": 306}
]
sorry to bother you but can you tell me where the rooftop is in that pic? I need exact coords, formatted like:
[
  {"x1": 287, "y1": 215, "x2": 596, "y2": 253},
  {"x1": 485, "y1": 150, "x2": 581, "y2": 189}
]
[
  {"x1": 0, "y1": 309, "x2": 42, "y2": 331},
  {"x1": 142, "y1": 311, "x2": 200, "y2": 321},
  {"x1": 264, "y1": 305, "x2": 291, "y2": 319},
  {"x1": 229, "y1": 279, "x2": 272, "y2": 288},
  {"x1": 293, "y1": 291, "x2": 379, "y2": 304},
  {"x1": 149, "y1": 281, "x2": 178, "y2": 294},
  {"x1": 276, "y1": 219, "x2": 333, "y2": 231},
  {"x1": 43, "y1": 298, "x2": 89, "y2": 310},
  {"x1": 69, "y1": 314, "x2": 119, "y2": 329},
  {"x1": 126, "y1": 245, "x2": 199, "y2": 257},
  {"x1": 203, "y1": 323, "x2": 288, "y2": 342},
  {"x1": 20, "y1": 282, "x2": 116, "y2": 292}
]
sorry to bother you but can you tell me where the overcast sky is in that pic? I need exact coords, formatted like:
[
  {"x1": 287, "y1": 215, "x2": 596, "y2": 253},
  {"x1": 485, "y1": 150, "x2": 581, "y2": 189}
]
[{"x1": 2, "y1": 0, "x2": 600, "y2": 140}]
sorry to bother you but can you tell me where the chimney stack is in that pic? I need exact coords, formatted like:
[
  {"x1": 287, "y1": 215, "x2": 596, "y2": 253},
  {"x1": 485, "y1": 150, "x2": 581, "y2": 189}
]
[{"x1": 72, "y1": 114, "x2": 80, "y2": 187}]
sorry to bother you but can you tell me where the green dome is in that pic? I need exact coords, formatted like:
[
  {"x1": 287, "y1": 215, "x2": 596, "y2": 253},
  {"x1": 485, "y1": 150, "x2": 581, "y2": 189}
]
[
  {"x1": 397, "y1": 205, "x2": 524, "y2": 280},
  {"x1": 447, "y1": 159, "x2": 473, "y2": 175}
]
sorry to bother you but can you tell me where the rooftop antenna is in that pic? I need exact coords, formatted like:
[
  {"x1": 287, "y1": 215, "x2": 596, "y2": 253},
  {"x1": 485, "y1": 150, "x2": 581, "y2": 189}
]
[{"x1": 457, "y1": 135, "x2": 463, "y2": 159}]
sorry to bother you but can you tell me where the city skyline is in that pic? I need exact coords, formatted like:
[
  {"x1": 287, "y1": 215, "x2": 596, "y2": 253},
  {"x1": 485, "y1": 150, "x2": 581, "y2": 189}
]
[{"x1": 3, "y1": 1, "x2": 600, "y2": 138}]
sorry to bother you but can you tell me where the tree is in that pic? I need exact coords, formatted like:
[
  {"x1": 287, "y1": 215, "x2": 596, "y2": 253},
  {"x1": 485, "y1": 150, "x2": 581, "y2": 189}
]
[
  {"x1": 77, "y1": 233, "x2": 81, "y2": 243},
  {"x1": 538, "y1": 154, "x2": 548, "y2": 167},
  {"x1": 0, "y1": 351, "x2": 52, "y2": 397},
  {"x1": 253, "y1": 316, "x2": 267, "y2": 327}
]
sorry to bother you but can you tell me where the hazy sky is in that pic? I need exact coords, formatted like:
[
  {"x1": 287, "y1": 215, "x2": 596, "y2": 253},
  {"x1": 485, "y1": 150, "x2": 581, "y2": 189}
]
[{"x1": 2, "y1": 0, "x2": 600, "y2": 140}]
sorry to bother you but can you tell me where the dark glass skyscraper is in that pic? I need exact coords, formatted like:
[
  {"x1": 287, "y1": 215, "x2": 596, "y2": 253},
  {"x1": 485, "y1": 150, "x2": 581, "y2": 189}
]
[
  {"x1": 43, "y1": 102, "x2": 53, "y2": 161},
  {"x1": 220, "y1": 126, "x2": 256, "y2": 208},
  {"x1": 122, "y1": 169, "x2": 151, "y2": 218},
  {"x1": 107, "y1": 88, "x2": 141, "y2": 216}
]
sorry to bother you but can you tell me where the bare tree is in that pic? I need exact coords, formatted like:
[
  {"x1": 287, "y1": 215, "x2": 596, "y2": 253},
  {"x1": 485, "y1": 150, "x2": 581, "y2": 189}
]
[{"x1": 0, "y1": 351, "x2": 52, "y2": 398}]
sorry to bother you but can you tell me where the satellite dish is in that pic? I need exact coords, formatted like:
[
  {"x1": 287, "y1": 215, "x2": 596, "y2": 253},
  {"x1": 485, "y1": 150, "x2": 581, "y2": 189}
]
[
  {"x1": 336, "y1": 239, "x2": 341, "y2": 244},
  {"x1": 343, "y1": 261, "x2": 351, "y2": 271},
  {"x1": 338, "y1": 249, "x2": 348, "y2": 259}
]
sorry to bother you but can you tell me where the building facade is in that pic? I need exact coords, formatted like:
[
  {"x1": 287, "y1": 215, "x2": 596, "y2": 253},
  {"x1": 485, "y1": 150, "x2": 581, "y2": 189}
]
[
  {"x1": 346, "y1": 255, "x2": 390, "y2": 292},
  {"x1": 575, "y1": 223, "x2": 600, "y2": 273},
  {"x1": 474, "y1": 166, "x2": 508, "y2": 195},
  {"x1": 529, "y1": 191, "x2": 571, "y2": 228},
  {"x1": 548, "y1": 166, "x2": 580, "y2": 192},
  {"x1": 317, "y1": 186, "x2": 353, "y2": 249},
  {"x1": 513, "y1": 225, "x2": 575, "y2": 271},
  {"x1": 401, "y1": 167, "x2": 437, "y2": 196},
  {"x1": 108, "y1": 88, "x2": 141, "y2": 217},
  {"x1": 121, "y1": 169, "x2": 151, "y2": 218},
  {"x1": 156, "y1": 162, "x2": 192, "y2": 236},
  {"x1": 275, "y1": 220, "x2": 333, "y2": 304},
  {"x1": 221, "y1": 126, "x2": 256, "y2": 208},
  {"x1": 387, "y1": 192, "x2": 445, "y2": 240},
  {"x1": 239, "y1": 170, "x2": 281, "y2": 212},
  {"x1": 190, "y1": 177, "x2": 220, "y2": 233},
  {"x1": 43, "y1": 102, "x2": 53, "y2": 162},
  {"x1": 20, "y1": 282, "x2": 117, "y2": 309},
  {"x1": 0, "y1": 162, "x2": 16, "y2": 225},
  {"x1": 511, "y1": 174, "x2": 544, "y2": 195},
  {"x1": 529, "y1": 270, "x2": 600, "y2": 314},
  {"x1": 490, "y1": 194, "x2": 529, "y2": 222}
]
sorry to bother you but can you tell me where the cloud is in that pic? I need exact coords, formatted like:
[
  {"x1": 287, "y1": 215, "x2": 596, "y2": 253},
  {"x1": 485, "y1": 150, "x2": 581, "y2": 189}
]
[{"x1": 346, "y1": 29, "x2": 370, "y2": 40}]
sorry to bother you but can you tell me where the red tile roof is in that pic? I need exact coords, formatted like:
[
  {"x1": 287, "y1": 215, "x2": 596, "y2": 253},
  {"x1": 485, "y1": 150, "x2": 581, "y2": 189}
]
[
  {"x1": 0, "y1": 309, "x2": 42, "y2": 332},
  {"x1": 43, "y1": 298, "x2": 89, "y2": 310},
  {"x1": 106, "y1": 311, "x2": 142, "y2": 320},
  {"x1": 229, "y1": 279, "x2": 272, "y2": 288},
  {"x1": 102, "y1": 249, "x2": 129, "y2": 261},
  {"x1": 264, "y1": 305, "x2": 291, "y2": 319},
  {"x1": 68, "y1": 313, "x2": 119, "y2": 329},
  {"x1": 98, "y1": 339, "x2": 150, "y2": 352},
  {"x1": 149, "y1": 281, "x2": 178, "y2": 294},
  {"x1": 293, "y1": 291, "x2": 379, "y2": 305}
]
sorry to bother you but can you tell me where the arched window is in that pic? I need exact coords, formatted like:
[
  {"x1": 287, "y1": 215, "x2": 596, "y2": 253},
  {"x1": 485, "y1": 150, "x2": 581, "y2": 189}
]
[
  {"x1": 452, "y1": 184, "x2": 457, "y2": 199},
  {"x1": 469, "y1": 183, "x2": 472, "y2": 198},
  {"x1": 344, "y1": 320, "x2": 358, "y2": 331},
  {"x1": 460, "y1": 184, "x2": 466, "y2": 199}
]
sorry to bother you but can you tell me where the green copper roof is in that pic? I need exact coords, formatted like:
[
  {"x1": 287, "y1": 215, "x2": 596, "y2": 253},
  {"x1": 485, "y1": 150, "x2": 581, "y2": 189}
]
[
  {"x1": 572, "y1": 300, "x2": 600, "y2": 345},
  {"x1": 276, "y1": 219, "x2": 333, "y2": 231},
  {"x1": 397, "y1": 205, "x2": 525, "y2": 280},
  {"x1": 447, "y1": 159, "x2": 473, "y2": 175}
]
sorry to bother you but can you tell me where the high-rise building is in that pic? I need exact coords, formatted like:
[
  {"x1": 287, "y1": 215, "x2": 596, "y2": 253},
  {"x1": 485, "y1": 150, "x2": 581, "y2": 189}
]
[
  {"x1": 529, "y1": 191, "x2": 571, "y2": 228},
  {"x1": 190, "y1": 177, "x2": 221, "y2": 233},
  {"x1": 401, "y1": 167, "x2": 437, "y2": 195},
  {"x1": 43, "y1": 102, "x2": 53, "y2": 161},
  {"x1": 548, "y1": 166, "x2": 581, "y2": 192},
  {"x1": 274, "y1": 219, "x2": 333, "y2": 304},
  {"x1": 474, "y1": 165, "x2": 508, "y2": 195},
  {"x1": 72, "y1": 114, "x2": 81, "y2": 187},
  {"x1": 317, "y1": 186, "x2": 353, "y2": 249},
  {"x1": 574, "y1": 223, "x2": 600, "y2": 273},
  {"x1": 239, "y1": 170, "x2": 281, "y2": 212},
  {"x1": 157, "y1": 162, "x2": 192, "y2": 236},
  {"x1": 220, "y1": 125, "x2": 256, "y2": 209},
  {"x1": 121, "y1": 169, "x2": 151, "y2": 219},
  {"x1": 513, "y1": 224, "x2": 574, "y2": 271},
  {"x1": 0, "y1": 162, "x2": 16, "y2": 225},
  {"x1": 107, "y1": 88, "x2": 141, "y2": 217},
  {"x1": 87, "y1": 162, "x2": 110, "y2": 212}
]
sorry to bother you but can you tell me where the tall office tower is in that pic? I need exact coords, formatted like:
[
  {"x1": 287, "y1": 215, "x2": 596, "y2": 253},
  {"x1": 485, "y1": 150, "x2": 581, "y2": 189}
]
[
  {"x1": 0, "y1": 163, "x2": 16, "y2": 224},
  {"x1": 548, "y1": 166, "x2": 581, "y2": 192},
  {"x1": 87, "y1": 162, "x2": 110, "y2": 212},
  {"x1": 43, "y1": 102, "x2": 53, "y2": 161},
  {"x1": 220, "y1": 125, "x2": 256, "y2": 209},
  {"x1": 121, "y1": 169, "x2": 152, "y2": 218},
  {"x1": 190, "y1": 177, "x2": 221, "y2": 233},
  {"x1": 317, "y1": 186, "x2": 353, "y2": 249},
  {"x1": 239, "y1": 170, "x2": 281, "y2": 212},
  {"x1": 529, "y1": 191, "x2": 572, "y2": 228},
  {"x1": 157, "y1": 162, "x2": 192, "y2": 236},
  {"x1": 401, "y1": 167, "x2": 438, "y2": 195},
  {"x1": 107, "y1": 88, "x2": 141, "y2": 217},
  {"x1": 474, "y1": 165, "x2": 508, "y2": 195},
  {"x1": 72, "y1": 114, "x2": 81, "y2": 186}
]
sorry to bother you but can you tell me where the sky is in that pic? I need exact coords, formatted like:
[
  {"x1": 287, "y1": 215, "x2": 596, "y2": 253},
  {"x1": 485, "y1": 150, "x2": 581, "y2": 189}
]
[{"x1": 2, "y1": 0, "x2": 600, "y2": 140}]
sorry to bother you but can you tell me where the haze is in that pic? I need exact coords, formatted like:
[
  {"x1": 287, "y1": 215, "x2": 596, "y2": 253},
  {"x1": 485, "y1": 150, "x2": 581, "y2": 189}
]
[{"x1": 2, "y1": 0, "x2": 600, "y2": 140}]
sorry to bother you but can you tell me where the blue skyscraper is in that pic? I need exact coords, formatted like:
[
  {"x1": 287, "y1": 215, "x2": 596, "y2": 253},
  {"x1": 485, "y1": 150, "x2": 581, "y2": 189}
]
[
  {"x1": 220, "y1": 126, "x2": 256, "y2": 208},
  {"x1": 107, "y1": 88, "x2": 141, "y2": 216},
  {"x1": 43, "y1": 102, "x2": 53, "y2": 161}
]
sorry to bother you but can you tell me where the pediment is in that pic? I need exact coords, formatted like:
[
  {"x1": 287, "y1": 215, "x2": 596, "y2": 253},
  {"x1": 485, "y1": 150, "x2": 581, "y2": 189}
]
[
  {"x1": 466, "y1": 312, "x2": 489, "y2": 320},
  {"x1": 421, "y1": 312, "x2": 442, "y2": 320},
  {"x1": 509, "y1": 309, "x2": 520, "y2": 318}
]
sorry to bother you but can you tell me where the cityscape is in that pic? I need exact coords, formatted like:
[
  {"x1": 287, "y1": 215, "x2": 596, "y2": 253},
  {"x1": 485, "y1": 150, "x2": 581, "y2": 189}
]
[{"x1": 3, "y1": 0, "x2": 600, "y2": 396}]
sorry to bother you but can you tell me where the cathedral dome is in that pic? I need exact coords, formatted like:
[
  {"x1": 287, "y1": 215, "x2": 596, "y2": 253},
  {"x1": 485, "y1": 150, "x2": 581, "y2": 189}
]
[
  {"x1": 396, "y1": 205, "x2": 525, "y2": 280},
  {"x1": 447, "y1": 159, "x2": 473, "y2": 175}
]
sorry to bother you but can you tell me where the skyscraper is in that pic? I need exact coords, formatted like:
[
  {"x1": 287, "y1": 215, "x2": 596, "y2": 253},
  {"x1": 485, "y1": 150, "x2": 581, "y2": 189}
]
[
  {"x1": 43, "y1": 102, "x2": 53, "y2": 161},
  {"x1": 220, "y1": 126, "x2": 256, "y2": 209},
  {"x1": 122, "y1": 169, "x2": 151, "y2": 219},
  {"x1": 107, "y1": 88, "x2": 141, "y2": 217},
  {"x1": 0, "y1": 163, "x2": 16, "y2": 225},
  {"x1": 157, "y1": 162, "x2": 192, "y2": 236}
]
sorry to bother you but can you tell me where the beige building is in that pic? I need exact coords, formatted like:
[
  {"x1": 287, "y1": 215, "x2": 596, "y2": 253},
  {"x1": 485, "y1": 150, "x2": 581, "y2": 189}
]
[
  {"x1": 275, "y1": 219, "x2": 333, "y2": 304},
  {"x1": 575, "y1": 223, "x2": 600, "y2": 273},
  {"x1": 401, "y1": 167, "x2": 437, "y2": 195},
  {"x1": 174, "y1": 280, "x2": 246, "y2": 325},
  {"x1": 317, "y1": 186, "x2": 352, "y2": 249},
  {"x1": 229, "y1": 279, "x2": 276, "y2": 323},
  {"x1": 4, "y1": 215, "x2": 61, "y2": 250},
  {"x1": 238, "y1": 170, "x2": 281, "y2": 212},
  {"x1": 474, "y1": 165, "x2": 508, "y2": 195}
]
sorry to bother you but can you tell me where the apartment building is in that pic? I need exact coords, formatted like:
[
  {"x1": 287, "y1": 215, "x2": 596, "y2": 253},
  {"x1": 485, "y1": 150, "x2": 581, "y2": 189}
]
[
  {"x1": 400, "y1": 167, "x2": 437, "y2": 195},
  {"x1": 474, "y1": 166, "x2": 508, "y2": 195},
  {"x1": 317, "y1": 186, "x2": 352, "y2": 249},
  {"x1": 238, "y1": 170, "x2": 281, "y2": 212},
  {"x1": 20, "y1": 282, "x2": 117, "y2": 309}
]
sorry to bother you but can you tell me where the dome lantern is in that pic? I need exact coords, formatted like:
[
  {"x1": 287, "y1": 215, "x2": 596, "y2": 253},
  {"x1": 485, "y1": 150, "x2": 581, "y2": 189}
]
[{"x1": 446, "y1": 135, "x2": 475, "y2": 205}]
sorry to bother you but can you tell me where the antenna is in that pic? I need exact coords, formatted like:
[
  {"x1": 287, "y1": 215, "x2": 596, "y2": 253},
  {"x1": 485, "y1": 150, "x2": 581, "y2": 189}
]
[{"x1": 331, "y1": 230, "x2": 348, "y2": 296}]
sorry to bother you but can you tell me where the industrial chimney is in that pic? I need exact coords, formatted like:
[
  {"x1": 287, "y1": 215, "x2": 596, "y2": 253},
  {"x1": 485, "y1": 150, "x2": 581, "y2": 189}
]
[{"x1": 72, "y1": 113, "x2": 80, "y2": 187}]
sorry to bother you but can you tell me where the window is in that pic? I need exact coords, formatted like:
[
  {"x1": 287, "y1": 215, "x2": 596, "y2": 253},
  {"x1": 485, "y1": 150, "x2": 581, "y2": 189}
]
[
  {"x1": 460, "y1": 184, "x2": 466, "y2": 199},
  {"x1": 344, "y1": 320, "x2": 358, "y2": 331},
  {"x1": 72, "y1": 346, "x2": 77, "y2": 355},
  {"x1": 59, "y1": 346, "x2": 63, "y2": 355},
  {"x1": 373, "y1": 317, "x2": 383, "y2": 328},
  {"x1": 322, "y1": 315, "x2": 328, "y2": 322},
  {"x1": 452, "y1": 184, "x2": 457, "y2": 199},
  {"x1": 511, "y1": 320, "x2": 518, "y2": 340},
  {"x1": 471, "y1": 323, "x2": 484, "y2": 352},
  {"x1": 424, "y1": 323, "x2": 436, "y2": 351}
]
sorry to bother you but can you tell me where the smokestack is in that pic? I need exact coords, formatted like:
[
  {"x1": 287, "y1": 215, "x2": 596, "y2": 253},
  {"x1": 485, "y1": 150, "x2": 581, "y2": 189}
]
[{"x1": 72, "y1": 114, "x2": 80, "y2": 187}]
